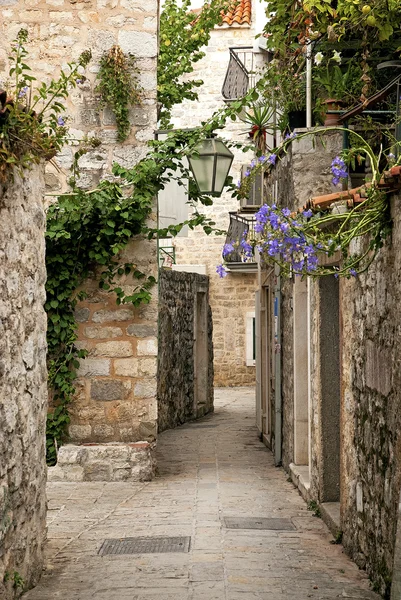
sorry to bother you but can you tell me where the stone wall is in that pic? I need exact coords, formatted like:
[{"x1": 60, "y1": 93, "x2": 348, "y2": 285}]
[
  {"x1": 339, "y1": 194, "x2": 401, "y2": 596},
  {"x1": 260, "y1": 132, "x2": 401, "y2": 595},
  {"x1": 69, "y1": 237, "x2": 158, "y2": 445},
  {"x1": 171, "y1": 24, "x2": 261, "y2": 387},
  {"x1": 0, "y1": 167, "x2": 48, "y2": 599},
  {"x1": 0, "y1": 0, "x2": 158, "y2": 193},
  {"x1": 158, "y1": 270, "x2": 214, "y2": 432},
  {"x1": 1, "y1": 0, "x2": 159, "y2": 459}
]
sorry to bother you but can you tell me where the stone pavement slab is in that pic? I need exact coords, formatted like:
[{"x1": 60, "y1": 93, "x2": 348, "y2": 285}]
[{"x1": 23, "y1": 388, "x2": 380, "y2": 600}]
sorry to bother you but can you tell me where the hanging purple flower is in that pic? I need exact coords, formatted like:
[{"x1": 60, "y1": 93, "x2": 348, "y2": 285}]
[
  {"x1": 216, "y1": 264, "x2": 228, "y2": 278},
  {"x1": 18, "y1": 86, "x2": 28, "y2": 98},
  {"x1": 282, "y1": 208, "x2": 291, "y2": 217},
  {"x1": 222, "y1": 242, "x2": 235, "y2": 257},
  {"x1": 331, "y1": 156, "x2": 348, "y2": 186},
  {"x1": 258, "y1": 155, "x2": 266, "y2": 162},
  {"x1": 303, "y1": 209, "x2": 313, "y2": 218},
  {"x1": 268, "y1": 153, "x2": 277, "y2": 165},
  {"x1": 349, "y1": 268, "x2": 357, "y2": 277},
  {"x1": 57, "y1": 116, "x2": 66, "y2": 126}
]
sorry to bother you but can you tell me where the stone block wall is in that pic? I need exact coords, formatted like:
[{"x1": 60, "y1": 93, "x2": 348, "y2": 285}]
[
  {"x1": 339, "y1": 194, "x2": 401, "y2": 596},
  {"x1": 0, "y1": 167, "x2": 48, "y2": 599},
  {"x1": 171, "y1": 25, "x2": 261, "y2": 387},
  {"x1": 0, "y1": 0, "x2": 158, "y2": 193},
  {"x1": 158, "y1": 270, "x2": 214, "y2": 432},
  {"x1": 69, "y1": 237, "x2": 158, "y2": 444}
]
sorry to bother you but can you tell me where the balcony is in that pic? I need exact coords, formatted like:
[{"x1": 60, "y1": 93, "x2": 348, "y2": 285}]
[
  {"x1": 222, "y1": 47, "x2": 256, "y2": 101},
  {"x1": 224, "y1": 212, "x2": 257, "y2": 273}
]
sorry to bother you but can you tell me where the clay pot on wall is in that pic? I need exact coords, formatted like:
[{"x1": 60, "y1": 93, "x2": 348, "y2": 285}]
[{"x1": 323, "y1": 99, "x2": 343, "y2": 126}]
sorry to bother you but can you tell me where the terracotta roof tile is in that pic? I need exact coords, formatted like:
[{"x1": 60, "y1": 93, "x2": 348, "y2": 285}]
[
  {"x1": 220, "y1": 0, "x2": 251, "y2": 26},
  {"x1": 304, "y1": 165, "x2": 401, "y2": 211}
]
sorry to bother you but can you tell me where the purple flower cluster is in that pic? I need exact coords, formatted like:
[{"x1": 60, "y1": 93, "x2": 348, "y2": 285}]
[
  {"x1": 222, "y1": 242, "x2": 235, "y2": 257},
  {"x1": 240, "y1": 234, "x2": 253, "y2": 260},
  {"x1": 216, "y1": 264, "x2": 228, "y2": 278},
  {"x1": 255, "y1": 203, "x2": 319, "y2": 273},
  {"x1": 18, "y1": 86, "x2": 28, "y2": 98},
  {"x1": 331, "y1": 156, "x2": 348, "y2": 186}
]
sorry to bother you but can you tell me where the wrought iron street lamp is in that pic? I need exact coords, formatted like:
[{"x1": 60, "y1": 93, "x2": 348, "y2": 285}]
[{"x1": 188, "y1": 138, "x2": 234, "y2": 196}]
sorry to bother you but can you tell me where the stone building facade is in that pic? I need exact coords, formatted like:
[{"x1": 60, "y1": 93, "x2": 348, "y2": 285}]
[
  {"x1": 169, "y1": 4, "x2": 265, "y2": 386},
  {"x1": 0, "y1": 0, "x2": 159, "y2": 476},
  {"x1": 158, "y1": 270, "x2": 214, "y2": 432},
  {"x1": 0, "y1": 168, "x2": 48, "y2": 599},
  {"x1": 255, "y1": 130, "x2": 401, "y2": 597}
]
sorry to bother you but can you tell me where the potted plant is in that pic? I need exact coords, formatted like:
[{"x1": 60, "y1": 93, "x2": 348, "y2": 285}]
[
  {"x1": 313, "y1": 51, "x2": 363, "y2": 126},
  {"x1": 242, "y1": 103, "x2": 276, "y2": 154}
]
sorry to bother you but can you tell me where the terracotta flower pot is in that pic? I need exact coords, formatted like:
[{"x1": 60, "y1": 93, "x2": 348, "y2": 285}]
[{"x1": 323, "y1": 98, "x2": 343, "y2": 126}]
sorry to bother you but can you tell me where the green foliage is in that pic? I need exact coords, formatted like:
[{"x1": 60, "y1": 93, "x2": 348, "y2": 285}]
[
  {"x1": 307, "y1": 500, "x2": 321, "y2": 517},
  {"x1": 44, "y1": 96, "x2": 253, "y2": 463},
  {"x1": 95, "y1": 45, "x2": 142, "y2": 142},
  {"x1": 0, "y1": 29, "x2": 91, "y2": 181},
  {"x1": 264, "y1": 0, "x2": 401, "y2": 53},
  {"x1": 45, "y1": 176, "x2": 155, "y2": 463},
  {"x1": 330, "y1": 530, "x2": 343, "y2": 544},
  {"x1": 4, "y1": 571, "x2": 24, "y2": 590},
  {"x1": 157, "y1": 0, "x2": 230, "y2": 127},
  {"x1": 234, "y1": 127, "x2": 396, "y2": 279}
]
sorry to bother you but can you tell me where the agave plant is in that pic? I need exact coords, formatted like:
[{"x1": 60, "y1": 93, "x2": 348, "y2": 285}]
[{"x1": 243, "y1": 104, "x2": 276, "y2": 154}]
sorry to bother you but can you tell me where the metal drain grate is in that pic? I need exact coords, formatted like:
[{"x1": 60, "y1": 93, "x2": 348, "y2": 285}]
[
  {"x1": 99, "y1": 536, "x2": 191, "y2": 556},
  {"x1": 222, "y1": 517, "x2": 295, "y2": 531}
]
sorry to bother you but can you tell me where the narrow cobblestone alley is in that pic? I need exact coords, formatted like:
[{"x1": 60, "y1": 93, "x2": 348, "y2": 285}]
[{"x1": 23, "y1": 389, "x2": 380, "y2": 600}]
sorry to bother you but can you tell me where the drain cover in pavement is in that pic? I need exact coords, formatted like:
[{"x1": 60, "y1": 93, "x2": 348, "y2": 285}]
[
  {"x1": 222, "y1": 517, "x2": 295, "y2": 531},
  {"x1": 98, "y1": 536, "x2": 191, "y2": 556}
]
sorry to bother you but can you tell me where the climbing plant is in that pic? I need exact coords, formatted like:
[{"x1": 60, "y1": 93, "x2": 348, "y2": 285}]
[
  {"x1": 219, "y1": 127, "x2": 398, "y2": 279},
  {"x1": 44, "y1": 95, "x2": 256, "y2": 463},
  {"x1": 0, "y1": 29, "x2": 91, "y2": 182},
  {"x1": 95, "y1": 45, "x2": 142, "y2": 142},
  {"x1": 157, "y1": 0, "x2": 234, "y2": 127}
]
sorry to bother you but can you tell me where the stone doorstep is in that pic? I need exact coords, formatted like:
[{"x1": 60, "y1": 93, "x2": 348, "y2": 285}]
[
  {"x1": 47, "y1": 442, "x2": 156, "y2": 483},
  {"x1": 289, "y1": 463, "x2": 311, "y2": 503},
  {"x1": 320, "y1": 502, "x2": 341, "y2": 539}
]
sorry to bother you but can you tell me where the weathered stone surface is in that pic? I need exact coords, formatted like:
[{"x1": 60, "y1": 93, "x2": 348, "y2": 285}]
[
  {"x1": 137, "y1": 338, "x2": 157, "y2": 356},
  {"x1": 94, "y1": 341, "x2": 133, "y2": 357},
  {"x1": 114, "y1": 358, "x2": 139, "y2": 377},
  {"x1": 74, "y1": 307, "x2": 90, "y2": 322},
  {"x1": 158, "y1": 270, "x2": 214, "y2": 432},
  {"x1": 0, "y1": 167, "x2": 47, "y2": 600},
  {"x1": 134, "y1": 379, "x2": 157, "y2": 398},
  {"x1": 118, "y1": 30, "x2": 157, "y2": 57},
  {"x1": 78, "y1": 358, "x2": 110, "y2": 377},
  {"x1": 84, "y1": 326, "x2": 123, "y2": 338},
  {"x1": 48, "y1": 442, "x2": 156, "y2": 482},
  {"x1": 90, "y1": 379, "x2": 128, "y2": 401},
  {"x1": 127, "y1": 323, "x2": 157, "y2": 337},
  {"x1": 91, "y1": 308, "x2": 134, "y2": 323}
]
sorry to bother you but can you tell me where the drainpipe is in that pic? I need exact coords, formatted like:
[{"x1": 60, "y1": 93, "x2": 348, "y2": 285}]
[
  {"x1": 306, "y1": 41, "x2": 312, "y2": 129},
  {"x1": 274, "y1": 264, "x2": 282, "y2": 466}
]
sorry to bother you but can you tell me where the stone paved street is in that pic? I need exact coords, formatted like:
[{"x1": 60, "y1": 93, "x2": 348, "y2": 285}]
[{"x1": 23, "y1": 388, "x2": 380, "y2": 600}]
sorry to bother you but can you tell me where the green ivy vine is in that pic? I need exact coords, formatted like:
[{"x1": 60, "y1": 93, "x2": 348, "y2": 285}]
[
  {"x1": 158, "y1": 0, "x2": 229, "y2": 127},
  {"x1": 95, "y1": 45, "x2": 142, "y2": 141}
]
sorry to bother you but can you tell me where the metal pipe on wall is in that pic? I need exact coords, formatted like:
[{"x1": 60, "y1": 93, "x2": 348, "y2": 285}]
[
  {"x1": 274, "y1": 264, "x2": 282, "y2": 466},
  {"x1": 306, "y1": 42, "x2": 312, "y2": 129}
]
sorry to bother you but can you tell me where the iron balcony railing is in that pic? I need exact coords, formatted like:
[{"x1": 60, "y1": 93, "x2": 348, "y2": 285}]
[
  {"x1": 222, "y1": 47, "x2": 256, "y2": 101},
  {"x1": 224, "y1": 212, "x2": 257, "y2": 264},
  {"x1": 158, "y1": 245, "x2": 175, "y2": 268}
]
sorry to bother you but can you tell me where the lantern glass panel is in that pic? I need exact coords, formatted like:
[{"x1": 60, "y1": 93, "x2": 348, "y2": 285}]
[{"x1": 214, "y1": 155, "x2": 233, "y2": 194}]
